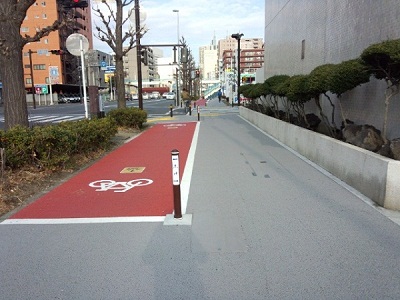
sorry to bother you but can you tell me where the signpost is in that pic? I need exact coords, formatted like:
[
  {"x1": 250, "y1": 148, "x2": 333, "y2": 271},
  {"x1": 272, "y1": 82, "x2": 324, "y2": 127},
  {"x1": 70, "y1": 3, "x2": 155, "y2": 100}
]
[
  {"x1": 49, "y1": 66, "x2": 59, "y2": 105},
  {"x1": 34, "y1": 84, "x2": 48, "y2": 94},
  {"x1": 66, "y1": 33, "x2": 89, "y2": 118}
]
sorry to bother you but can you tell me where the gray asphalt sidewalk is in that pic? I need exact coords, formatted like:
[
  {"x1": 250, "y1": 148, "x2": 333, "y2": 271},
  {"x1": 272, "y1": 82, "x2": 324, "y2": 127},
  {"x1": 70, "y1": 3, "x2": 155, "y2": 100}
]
[{"x1": 1, "y1": 97, "x2": 400, "y2": 299}]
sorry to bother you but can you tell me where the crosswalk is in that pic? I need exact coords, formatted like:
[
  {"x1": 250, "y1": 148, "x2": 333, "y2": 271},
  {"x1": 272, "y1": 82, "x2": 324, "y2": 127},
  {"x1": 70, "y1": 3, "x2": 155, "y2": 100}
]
[{"x1": 0, "y1": 114, "x2": 85, "y2": 126}]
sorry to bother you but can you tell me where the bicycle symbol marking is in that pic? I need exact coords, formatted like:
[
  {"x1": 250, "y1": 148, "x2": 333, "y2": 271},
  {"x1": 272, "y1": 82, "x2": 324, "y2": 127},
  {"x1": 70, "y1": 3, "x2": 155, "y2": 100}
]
[{"x1": 89, "y1": 179, "x2": 153, "y2": 193}]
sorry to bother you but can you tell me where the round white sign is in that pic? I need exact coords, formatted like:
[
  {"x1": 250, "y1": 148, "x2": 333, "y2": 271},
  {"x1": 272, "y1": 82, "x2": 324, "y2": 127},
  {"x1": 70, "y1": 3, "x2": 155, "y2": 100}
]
[{"x1": 66, "y1": 33, "x2": 89, "y2": 57}]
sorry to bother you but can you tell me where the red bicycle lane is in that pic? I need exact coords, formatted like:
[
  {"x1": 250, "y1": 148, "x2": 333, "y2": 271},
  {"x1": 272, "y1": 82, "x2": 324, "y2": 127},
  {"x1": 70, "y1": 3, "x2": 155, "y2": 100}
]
[{"x1": 7, "y1": 122, "x2": 198, "y2": 222}]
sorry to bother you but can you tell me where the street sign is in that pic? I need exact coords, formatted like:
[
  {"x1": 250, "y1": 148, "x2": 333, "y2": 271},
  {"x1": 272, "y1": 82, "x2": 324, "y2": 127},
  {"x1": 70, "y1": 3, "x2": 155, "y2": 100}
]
[
  {"x1": 42, "y1": 85, "x2": 48, "y2": 94},
  {"x1": 105, "y1": 66, "x2": 115, "y2": 74},
  {"x1": 49, "y1": 66, "x2": 59, "y2": 84},
  {"x1": 34, "y1": 84, "x2": 49, "y2": 94},
  {"x1": 37, "y1": 49, "x2": 48, "y2": 55},
  {"x1": 49, "y1": 66, "x2": 59, "y2": 77}
]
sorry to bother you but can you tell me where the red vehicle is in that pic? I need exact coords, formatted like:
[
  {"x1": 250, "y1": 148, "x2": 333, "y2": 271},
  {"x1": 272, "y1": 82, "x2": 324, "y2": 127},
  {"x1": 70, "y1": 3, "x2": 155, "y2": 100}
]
[{"x1": 142, "y1": 87, "x2": 169, "y2": 96}]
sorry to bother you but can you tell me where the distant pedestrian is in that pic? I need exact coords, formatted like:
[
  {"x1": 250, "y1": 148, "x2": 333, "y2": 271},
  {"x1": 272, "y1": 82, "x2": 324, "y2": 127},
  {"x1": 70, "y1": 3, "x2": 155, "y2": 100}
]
[
  {"x1": 181, "y1": 88, "x2": 191, "y2": 113},
  {"x1": 217, "y1": 89, "x2": 222, "y2": 102}
]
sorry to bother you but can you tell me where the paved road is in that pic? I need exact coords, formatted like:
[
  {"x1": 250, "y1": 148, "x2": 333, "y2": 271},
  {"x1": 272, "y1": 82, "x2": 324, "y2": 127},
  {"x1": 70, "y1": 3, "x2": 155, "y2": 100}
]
[
  {"x1": 1, "y1": 98, "x2": 400, "y2": 299},
  {"x1": 0, "y1": 98, "x2": 183, "y2": 129}
]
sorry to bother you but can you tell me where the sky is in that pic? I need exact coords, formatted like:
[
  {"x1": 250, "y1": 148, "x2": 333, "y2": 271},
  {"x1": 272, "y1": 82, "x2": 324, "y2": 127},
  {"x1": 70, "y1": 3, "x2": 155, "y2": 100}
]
[{"x1": 91, "y1": 0, "x2": 265, "y2": 63}]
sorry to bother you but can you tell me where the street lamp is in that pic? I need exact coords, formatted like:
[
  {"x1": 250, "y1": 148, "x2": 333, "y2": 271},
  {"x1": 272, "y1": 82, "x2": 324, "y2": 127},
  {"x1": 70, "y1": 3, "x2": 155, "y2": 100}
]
[
  {"x1": 231, "y1": 33, "x2": 243, "y2": 106},
  {"x1": 173, "y1": 9, "x2": 180, "y2": 106}
]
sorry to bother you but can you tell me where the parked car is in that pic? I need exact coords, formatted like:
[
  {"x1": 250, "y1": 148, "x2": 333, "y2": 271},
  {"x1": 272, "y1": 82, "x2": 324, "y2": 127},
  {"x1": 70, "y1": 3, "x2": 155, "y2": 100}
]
[
  {"x1": 58, "y1": 95, "x2": 67, "y2": 103},
  {"x1": 165, "y1": 92, "x2": 175, "y2": 100},
  {"x1": 151, "y1": 91, "x2": 161, "y2": 99},
  {"x1": 61, "y1": 94, "x2": 81, "y2": 103},
  {"x1": 131, "y1": 94, "x2": 138, "y2": 100},
  {"x1": 142, "y1": 93, "x2": 150, "y2": 100},
  {"x1": 162, "y1": 92, "x2": 168, "y2": 98}
]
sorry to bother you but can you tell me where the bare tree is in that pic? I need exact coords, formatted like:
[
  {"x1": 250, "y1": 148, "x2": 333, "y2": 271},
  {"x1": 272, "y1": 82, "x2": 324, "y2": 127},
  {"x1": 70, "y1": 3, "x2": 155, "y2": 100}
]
[
  {"x1": 94, "y1": 0, "x2": 143, "y2": 109},
  {"x1": 0, "y1": 0, "x2": 71, "y2": 130}
]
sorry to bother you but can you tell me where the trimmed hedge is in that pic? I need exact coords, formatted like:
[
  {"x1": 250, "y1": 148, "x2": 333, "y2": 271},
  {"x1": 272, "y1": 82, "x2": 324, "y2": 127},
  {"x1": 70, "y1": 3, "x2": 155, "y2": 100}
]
[
  {"x1": 1, "y1": 117, "x2": 118, "y2": 169},
  {"x1": 107, "y1": 107, "x2": 147, "y2": 129}
]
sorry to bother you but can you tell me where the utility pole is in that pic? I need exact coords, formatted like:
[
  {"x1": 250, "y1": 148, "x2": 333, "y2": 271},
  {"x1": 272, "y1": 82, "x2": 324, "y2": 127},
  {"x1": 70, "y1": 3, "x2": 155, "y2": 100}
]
[
  {"x1": 135, "y1": 0, "x2": 143, "y2": 110},
  {"x1": 28, "y1": 49, "x2": 37, "y2": 109}
]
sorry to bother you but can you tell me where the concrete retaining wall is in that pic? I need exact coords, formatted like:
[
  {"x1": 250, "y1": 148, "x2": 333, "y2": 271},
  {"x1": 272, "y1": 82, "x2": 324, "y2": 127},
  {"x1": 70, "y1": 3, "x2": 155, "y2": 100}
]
[{"x1": 240, "y1": 107, "x2": 400, "y2": 211}]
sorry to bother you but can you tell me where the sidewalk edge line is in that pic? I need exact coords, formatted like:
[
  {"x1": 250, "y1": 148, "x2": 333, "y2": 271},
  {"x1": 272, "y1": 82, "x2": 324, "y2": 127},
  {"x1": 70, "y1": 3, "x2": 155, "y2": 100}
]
[
  {"x1": 1, "y1": 216, "x2": 165, "y2": 225},
  {"x1": 180, "y1": 121, "x2": 200, "y2": 214}
]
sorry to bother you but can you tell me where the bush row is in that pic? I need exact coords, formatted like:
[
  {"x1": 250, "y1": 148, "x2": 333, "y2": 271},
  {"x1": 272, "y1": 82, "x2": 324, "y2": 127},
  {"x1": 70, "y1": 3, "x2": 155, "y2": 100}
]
[
  {"x1": 107, "y1": 107, "x2": 147, "y2": 129},
  {"x1": 239, "y1": 39, "x2": 400, "y2": 139},
  {"x1": 0, "y1": 107, "x2": 147, "y2": 170}
]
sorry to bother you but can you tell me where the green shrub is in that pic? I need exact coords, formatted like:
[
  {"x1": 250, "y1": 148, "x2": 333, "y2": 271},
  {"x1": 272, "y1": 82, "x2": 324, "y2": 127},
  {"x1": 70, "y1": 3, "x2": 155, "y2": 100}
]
[
  {"x1": 2, "y1": 126, "x2": 34, "y2": 168},
  {"x1": 31, "y1": 124, "x2": 76, "y2": 168},
  {"x1": 1, "y1": 117, "x2": 118, "y2": 170},
  {"x1": 107, "y1": 107, "x2": 147, "y2": 129}
]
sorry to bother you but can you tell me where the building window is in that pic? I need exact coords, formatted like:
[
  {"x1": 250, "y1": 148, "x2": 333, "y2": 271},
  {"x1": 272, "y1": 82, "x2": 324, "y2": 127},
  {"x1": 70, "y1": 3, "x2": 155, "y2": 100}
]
[
  {"x1": 42, "y1": 13, "x2": 47, "y2": 19},
  {"x1": 44, "y1": 38, "x2": 48, "y2": 44},
  {"x1": 45, "y1": 77, "x2": 49, "y2": 84},
  {"x1": 301, "y1": 39, "x2": 305, "y2": 60},
  {"x1": 33, "y1": 64, "x2": 46, "y2": 70},
  {"x1": 21, "y1": 27, "x2": 29, "y2": 32},
  {"x1": 26, "y1": 78, "x2": 32, "y2": 84},
  {"x1": 41, "y1": 1, "x2": 46, "y2": 6},
  {"x1": 24, "y1": 64, "x2": 30, "y2": 69}
]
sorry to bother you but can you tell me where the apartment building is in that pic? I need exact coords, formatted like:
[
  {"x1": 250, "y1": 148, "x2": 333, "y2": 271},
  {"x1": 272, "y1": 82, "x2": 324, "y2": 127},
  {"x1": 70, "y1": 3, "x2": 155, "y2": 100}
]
[
  {"x1": 221, "y1": 48, "x2": 264, "y2": 74},
  {"x1": 199, "y1": 35, "x2": 218, "y2": 80},
  {"x1": 123, "y1": 46, "x2": 158, "y2": 88},
  {"x1": 22, "y1": 0, "x2": 93, "y2": 93},
  {"x1": 218, "y1": 37, "x2": 263, "y2": 60},
  {"x1": 219, "y1": 37, "x2": 264, "y2": 77}
]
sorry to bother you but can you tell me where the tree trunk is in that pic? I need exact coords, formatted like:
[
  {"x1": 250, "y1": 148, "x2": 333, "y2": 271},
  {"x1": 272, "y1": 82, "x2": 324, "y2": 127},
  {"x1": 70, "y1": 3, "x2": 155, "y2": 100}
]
[
  {"x1": 0, "y1": 1, "x2": 29, "y2": 129},
  {"x1": 115, "y1": 0, "x2": 126, "y2": 108},
  {"x1": 315, "y1": 95, "x2": 334, "y2": 137},
  {"x1": 383, "y1": 85, "x2": 398, "y2": 141}
]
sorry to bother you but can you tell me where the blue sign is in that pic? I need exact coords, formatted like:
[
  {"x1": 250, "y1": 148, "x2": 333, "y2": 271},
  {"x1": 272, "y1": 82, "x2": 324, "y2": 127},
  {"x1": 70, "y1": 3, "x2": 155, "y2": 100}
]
[
  {"x1": 49, "y1": 67, "x2": 59, "y2": 77},
  {"x1": 101, "y1": 61, "x2": 107, "y2": 67}
]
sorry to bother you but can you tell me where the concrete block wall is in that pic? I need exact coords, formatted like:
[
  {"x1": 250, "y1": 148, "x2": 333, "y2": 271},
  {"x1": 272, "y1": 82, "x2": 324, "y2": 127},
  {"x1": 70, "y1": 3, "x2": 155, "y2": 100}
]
[
  {"x1": 264, "y1": 0, "x2": 400, "y2": 139},
  {"x1": 240, "y1": 107, "x2": 400, "y2": 211}
]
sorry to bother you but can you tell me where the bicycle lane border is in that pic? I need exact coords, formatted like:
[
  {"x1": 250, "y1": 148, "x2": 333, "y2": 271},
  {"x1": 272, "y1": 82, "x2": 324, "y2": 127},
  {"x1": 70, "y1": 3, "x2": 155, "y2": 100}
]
[{"x1": 1, "y1": 121, "x2": 200, "y2": 225}]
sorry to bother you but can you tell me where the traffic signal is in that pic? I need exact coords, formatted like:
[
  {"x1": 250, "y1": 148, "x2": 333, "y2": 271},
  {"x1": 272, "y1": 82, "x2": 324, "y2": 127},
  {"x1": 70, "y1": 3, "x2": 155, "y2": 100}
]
[
  {"x1": 140, "y1": 48, "x2": 148, "y2": 66},
  {"x1": 65, "y1": 0, "x2": 88, "y2": 8},
  {"x1": 180, "y1": 47, "x2": 188, "y2": 63},
  {"x1": 195, "y1": 69, "x2": 200, "y2": 78},
  {"x1": 50, "y1": 49, "x2": 64, "y2": 55}
]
